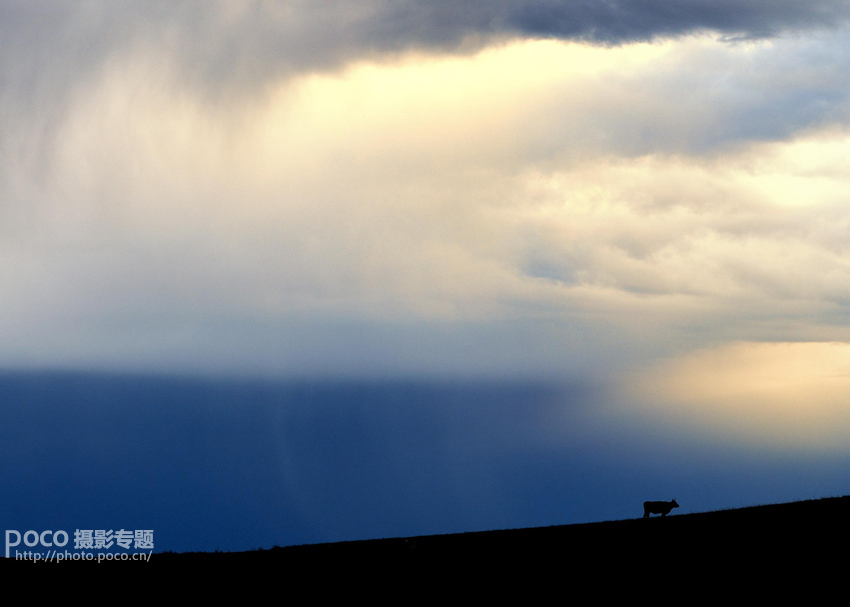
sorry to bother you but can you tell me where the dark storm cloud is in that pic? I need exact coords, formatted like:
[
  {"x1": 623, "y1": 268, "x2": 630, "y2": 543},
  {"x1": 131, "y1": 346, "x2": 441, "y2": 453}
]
[
  {"x1": 1, "y1": 1, "x2": 847, "y2": 170},
  {"x1": 3, "y1": 1, "x2": 849, "y2": 96},
  {"x1": 509, "y1": 0, "x2": 850, "y2": 42}
]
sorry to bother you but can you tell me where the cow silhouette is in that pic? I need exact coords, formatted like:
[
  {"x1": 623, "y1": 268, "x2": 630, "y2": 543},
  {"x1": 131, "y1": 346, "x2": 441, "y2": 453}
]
[{"x1": 643, "y1": 499, "x2": 679, "y2": 518}]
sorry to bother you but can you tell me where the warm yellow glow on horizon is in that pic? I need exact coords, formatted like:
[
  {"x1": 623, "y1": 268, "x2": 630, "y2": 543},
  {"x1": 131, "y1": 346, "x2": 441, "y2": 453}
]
[{"x1": 625, "y1": 342, "x2": 850, "y2": 449}]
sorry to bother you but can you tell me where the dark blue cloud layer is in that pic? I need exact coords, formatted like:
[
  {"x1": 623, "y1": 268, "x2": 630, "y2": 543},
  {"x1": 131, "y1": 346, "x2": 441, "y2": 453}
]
[
  {"x1": 2, "y1": 372, "x2": 847, "y2": 552},
  {"x1": 509, "y1": 0, "x2": 849, "y2": 41}
]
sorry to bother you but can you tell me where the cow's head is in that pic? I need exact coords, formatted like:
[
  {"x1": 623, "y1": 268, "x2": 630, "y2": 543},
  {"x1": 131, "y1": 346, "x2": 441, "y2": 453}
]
[{"x1": 671, "y1": 499, "x2": 679, "y2": 508}]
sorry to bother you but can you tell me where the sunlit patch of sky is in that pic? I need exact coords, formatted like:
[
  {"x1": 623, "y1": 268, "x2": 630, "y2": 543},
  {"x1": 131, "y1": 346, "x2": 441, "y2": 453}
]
[{"x1": 619, "y1": 342, "x2": 850, "y2": 450}]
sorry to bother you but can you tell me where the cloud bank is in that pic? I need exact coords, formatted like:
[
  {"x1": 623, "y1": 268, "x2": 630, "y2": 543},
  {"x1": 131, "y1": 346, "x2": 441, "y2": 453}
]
[{"x1": 2, "y1": 4, "x2": 850, "y2": 386}]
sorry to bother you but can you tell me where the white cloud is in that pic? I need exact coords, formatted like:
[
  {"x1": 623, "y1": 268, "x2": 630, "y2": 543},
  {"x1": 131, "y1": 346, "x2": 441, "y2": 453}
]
[{"x1": 2, "y1": 31, "x2": 850, "y2": 376}]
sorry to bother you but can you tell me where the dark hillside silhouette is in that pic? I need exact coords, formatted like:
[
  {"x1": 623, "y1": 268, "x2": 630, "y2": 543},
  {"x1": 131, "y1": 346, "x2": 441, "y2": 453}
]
[{"x1": 14, "y1": 496, "x2": 848, "y2": 585}]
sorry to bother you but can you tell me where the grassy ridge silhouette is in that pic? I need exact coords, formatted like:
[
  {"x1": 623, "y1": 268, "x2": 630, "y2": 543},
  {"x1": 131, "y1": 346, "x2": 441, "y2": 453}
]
[{"x1": 149, "y1": 495, "x2": 848, "y2": 574}]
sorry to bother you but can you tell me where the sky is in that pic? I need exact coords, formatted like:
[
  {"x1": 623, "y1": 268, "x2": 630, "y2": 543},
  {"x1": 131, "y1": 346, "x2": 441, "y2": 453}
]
[{"x1": 4, "y1": 1, "x2": 850, "y2": 552}]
